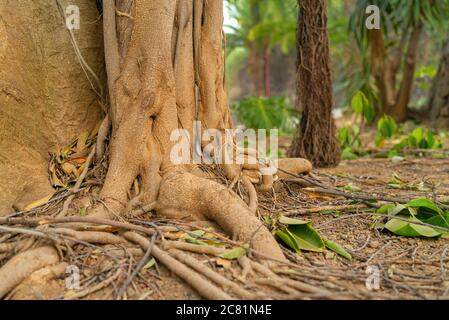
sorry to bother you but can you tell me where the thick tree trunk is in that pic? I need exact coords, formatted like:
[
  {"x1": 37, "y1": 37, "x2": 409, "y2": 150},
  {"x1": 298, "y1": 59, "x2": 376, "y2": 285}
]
[
  {"x1": 0, "y1": 0, "x2": 103, "y2": 214},
  {"x1": 0, "y1": 0, "x2": 315, "y2": 261},
  {"x1": 428, "y1": 38, "x2": 449, "y2": 129},
  {"x1": 94, "y1": 0, "x2": 287, "y2": 260},
  {"x1": 288, "y1": 0, "x2": 340, "y2": 167}
]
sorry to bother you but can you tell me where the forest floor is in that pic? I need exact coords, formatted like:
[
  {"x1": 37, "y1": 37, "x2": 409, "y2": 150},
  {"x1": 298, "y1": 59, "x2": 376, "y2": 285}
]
[{"x1": 1, "y1": 131, "x2": 449, "y2": 300}]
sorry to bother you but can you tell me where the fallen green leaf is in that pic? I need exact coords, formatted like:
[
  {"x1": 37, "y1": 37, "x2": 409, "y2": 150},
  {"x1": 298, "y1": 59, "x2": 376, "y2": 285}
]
[
  {"x1": 287, "y1": 224, "x2": 325, "y2": 252},
  {"x1": 278, "y1": 215, "x2": 309, "y2": 225},
  {"x1": 385, "y1": 215, "x2": 441, "y2": 238},
  {"x1": 143, "y1": 258, "x2": 156, "y2": 270},
  {"x1": 324, "y1": 239, "x2": 352, "y2": 261},
  {"x1": 276, "y1": 229, "x2": 300, "y2": 252},
  {"x1": 219, "y1": 245, "x2": 248, "y2": 260}
]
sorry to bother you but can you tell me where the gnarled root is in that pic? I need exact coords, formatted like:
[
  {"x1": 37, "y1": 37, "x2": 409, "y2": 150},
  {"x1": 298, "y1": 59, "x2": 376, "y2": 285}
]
[
  {"x1": 0, "y1": 246, "x2": 59, "y2": 299},
  {"x1": 156, "y1": 171, "x2": 286, "y2": 261},
  {"x1": 9, "y1": 262, "x2": 68, "y2": 300}
]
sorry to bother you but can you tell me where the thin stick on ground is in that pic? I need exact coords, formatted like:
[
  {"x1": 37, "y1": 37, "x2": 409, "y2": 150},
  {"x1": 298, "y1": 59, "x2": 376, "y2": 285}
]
[{"x1": 116, "y1": 234, "x2": 157, "y2": 299}]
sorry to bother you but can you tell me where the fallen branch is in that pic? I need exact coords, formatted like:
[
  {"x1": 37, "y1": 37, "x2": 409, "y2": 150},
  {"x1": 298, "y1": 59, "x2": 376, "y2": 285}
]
[{"x1": 284, "y1": 204, "x2": 367, "y2": 216}]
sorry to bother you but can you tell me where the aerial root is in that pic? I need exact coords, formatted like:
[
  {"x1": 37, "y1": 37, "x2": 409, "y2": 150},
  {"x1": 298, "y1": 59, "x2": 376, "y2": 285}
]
[
  {"x1": 241, "y1": 175, "x2": 258, "y2": 214},
  {"x1": 96, "y1": 114, "x2": 111, "y2": 162}
]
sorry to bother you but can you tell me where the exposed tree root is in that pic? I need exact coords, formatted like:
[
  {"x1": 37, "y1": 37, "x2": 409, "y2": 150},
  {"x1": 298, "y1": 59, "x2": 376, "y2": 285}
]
[
  {"x1": 64, "y1": 268, "x2": 122, "y2": 300},
  {"x1": 168, "y1": 248, "x2": 258, "y2": 299},
  {"x1": 50, "y1": 228, "x2": 125, "y2": 245},
  {"x1": 162, "y1": 241, "x2": 225, "y2": 256},
  {"x1": 8, "y1": 262, "x2": 68, "y2": 300},
  {"x1": 123, "y1": 232, "x2": 233, "y2": 300},
  {"x1": 156, "y1": 171, "x2": 286, "y2": 261},
  {"x1": 0, "y1": 246, "x2": 59, "y2": 299}
]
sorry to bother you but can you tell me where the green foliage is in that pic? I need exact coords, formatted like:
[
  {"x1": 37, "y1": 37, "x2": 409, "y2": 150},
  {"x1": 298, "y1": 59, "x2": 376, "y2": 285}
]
[
  {"x1": 338, "y1": 125, "x2": 363, "y2": 160},
  {"x1": 338, "y1": 125, "x2": 361, "y2": 149},
  {"x1": 232, "y1": 96, "x2": 297, "y2": 133},
  {"x1": 338, "y1": 183, "x2": 362, "y2": 193},
  {"x1": 375, "y1": 115, "x2": 398, "y2": 147},
  {"x1": 375, "y1": 198, "x2": 449, "y2": 238},
  {"x1": 219, "y1": 245, "x2": 249, "y2": 260},
  {"x1": 324, "y1": 240, "x2": 353, "y2": 261},
  {"x1": 275, "y1": 216, "x2": 352, "y2": 260},
  {"x1": 351, "y1": 91, "x2": 374, "y2": 123},
  {"x1": 347, "y1": 0, "x2": 449, "y2": 117},
  {"x1": 225, "y1": 47, "x2": 249, "y2": 88},
  {"x1": 387, "y1": 173, "x2": 431, "y2": 191},
  {"x1": 394, "y1": 127, "x2": 443, "y2": 150}
]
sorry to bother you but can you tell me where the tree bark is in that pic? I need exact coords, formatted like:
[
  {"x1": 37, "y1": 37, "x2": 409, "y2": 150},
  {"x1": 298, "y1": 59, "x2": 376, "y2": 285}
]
[
  {"x1": 288, "y1": 0, "x2": 340, "y2": 167},
  {"x1": 0, "y1": 0, "x2": 103, "y2": 214},
  {"x1": 388, "y1": 23, "x2": 423, "y2": 122},
  {"x1": 428, "y1": 38, "x2": 449, "y2": 129},
  {"x1": 93, "y1": 0, "x2": 286, "y2": 260}
]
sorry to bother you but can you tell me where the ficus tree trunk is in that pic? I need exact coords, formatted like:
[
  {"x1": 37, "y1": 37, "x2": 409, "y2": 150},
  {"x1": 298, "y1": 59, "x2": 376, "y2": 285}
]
[
  {"x1": 0, "y1": 0, "x2": 103, "y2": 214},
  {"x1": 428, "y1": 38, "x2": 449, "y2": 129},
  {"x1": 0, "y1": 0, "x2": 318, "y2": 261},
  {"x1": 288, "y1": 0, "x2": 340, "y2": 167},
  {"x1": 94, "y1": 0, "x2": 288, "y2": 259}
]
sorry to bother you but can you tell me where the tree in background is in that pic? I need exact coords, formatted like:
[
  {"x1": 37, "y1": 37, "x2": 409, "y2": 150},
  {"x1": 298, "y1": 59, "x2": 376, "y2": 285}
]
[
  {"x1": 226, "y1": 0, "x2": 297, "y2": 97},
  {"x1": 349, "y1": 0, "x2": 448, "y2": 122},
  {"x1": 288, "y1": 0, "x2": 341, "y2": 167},
  {"x1": 428, "y1": 38, "x2": 449, "y2": 129}
]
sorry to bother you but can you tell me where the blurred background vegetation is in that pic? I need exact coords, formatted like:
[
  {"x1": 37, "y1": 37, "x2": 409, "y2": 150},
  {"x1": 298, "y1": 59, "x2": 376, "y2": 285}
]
[{"x1": 224, "y1": 0, "x2": 449, "y2": 158}]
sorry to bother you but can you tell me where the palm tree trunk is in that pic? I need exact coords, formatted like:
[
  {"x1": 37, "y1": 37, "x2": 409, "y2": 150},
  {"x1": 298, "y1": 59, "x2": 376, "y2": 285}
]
[{"x1": 288, "y1": 0, "x2": 340, "y2": 167}]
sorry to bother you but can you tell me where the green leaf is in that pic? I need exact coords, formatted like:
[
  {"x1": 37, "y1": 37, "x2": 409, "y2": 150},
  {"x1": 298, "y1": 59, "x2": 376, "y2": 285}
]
[
  {"x1": 424, "y1": 214, "x2": 449, "y2": 229},
  {"x1": 339, "y1": 183, "x2": 362, "y2": 192},
  {"x1": 385, "y1": 216, "x2": 441, "y2": 238},
  {"x1": 406, "y1": 198, "x2": 442, "y2": 214},
  {"x1": 276, "y1": 229, "x2": 300, "y2": 252},
  {"x1": 324, "y1": 239, "x2": 352, "y2": 261},
  {"x1": 341, "y1": 147, "x2": 358, "y2": 160},
  {"x1": 188, "y1": 230, "x2": 207, "y2": 237},
  {"x1": 219, "y1": 245, "x2": 249, "y2": 260},
  {"x1": 143, "y1": 258, "x2": 156, "y2": 270},
  {"x1": 377, "y1": 115, "x2": 397, "y2": 139},
  {"x1": 287, "y1": 224, "x2": 325, "y2": 252},
  {"x1": 377, "y1": 203, "x2": 407, "y2": 216},
  {"x1": 351, "y1": 91, "x2": 366, "y2": 115},
  {"x1": 278, "y1": 215, "x2": 309, "y2": 225}
]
